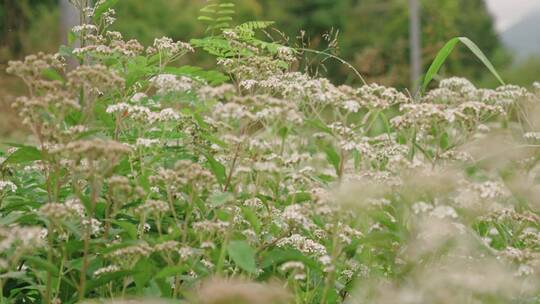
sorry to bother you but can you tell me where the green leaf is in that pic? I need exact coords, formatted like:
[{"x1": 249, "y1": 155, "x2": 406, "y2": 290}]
[
  {"x1": 216, "y1": 17, "x2": 233, "y2": 22},
  {"x1": 197, "y1": 16, "x2": 214, "y2": 22},
  {"x1": 163, "y1": 65, "x2": 228, "y2": 85},
  {"x1": 59, "y1": 45, "x2": 74, "y2": 57},
  {"x1": 278, "y1": 126, "x2": 289, "y2": 139},
  {"x1": 324, "y1": 145, "x2": 341, "y2": 174},
  {"x1": 306, "y1": 119, "x2": 332, "y2": 134},
  {"x1": 242, "y1": 208, "x2": 261, "y2": 234},
  {"x1": 68, "y1": 31, "x2": 77, "y2": 45},
  {"x1": 422, "y1": 37, "x2": 505, "y2": 93},
  {"x1": 125, "y1": 56, "x2": 151, "y2": 87},
  {"x1": 200, "y1": 6, "x2": 217, "y2": 13},
  {"x1": 235, "y1": 21, "x2": 275, "y2": 32},
  {"x1": 154, "y1": 265, "x2": 187, "y2": 279},
  {"x1": 439, "y1": 132, "x2": 450, "y2": 150},
  {"x1": 206, "y1": 154, "x2": 227, "y2": 186},
  {"x1": 260, "y1": 248, "x2": 321, "y2": 272},
  {"x1": 208, "y1": 191, "x2": 234, "y2": 207},
  {"x1": 133, "y1": 259, "x2": 157, "y2": 292},
  {"x1": 23, "y1": 256, "x2": 59, "y2": 276},
  {"x1": 0, "y1": 212, "x2": 23, "y2": 225},
  {"x1": 4, "y1": 145, "x2": 42, "y2": 164},
  {"x1": 41, "y1": 68, "x2": 64, "y2": 82},
  {"x1": 85, "y1": 270, "x2": 136, "y2": 292},
  {"x1": 458, "y1": 37, "x2": 505, "y2": 85},
  {"x1": 94, "y1": 102, "x2": 115, "y2": 129},
  {"x1": 111, "y1": 220, "x2": 138, "y2": 240},
  {"x1": 0, "y1": 271, "x2": 28, "y2": 280},
  {"x1": 217, "y1": 11, "x2": 235, "y2": 16},
  {"x1": 227, "y1": 240, "x2": 257, "y2": 274}
]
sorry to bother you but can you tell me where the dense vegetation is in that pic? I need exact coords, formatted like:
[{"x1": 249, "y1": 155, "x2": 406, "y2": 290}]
[
  {"x1": 0, "y1": 0, "x2": 509, "y2": 87},
  {"x1": 0, "y1": 1, "x2": 539, "y2": 303}
]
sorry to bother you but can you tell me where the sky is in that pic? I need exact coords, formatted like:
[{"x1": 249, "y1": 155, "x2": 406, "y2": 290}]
[{"x1": 486, "y1": 0, "x2": 540, "y2": 31}]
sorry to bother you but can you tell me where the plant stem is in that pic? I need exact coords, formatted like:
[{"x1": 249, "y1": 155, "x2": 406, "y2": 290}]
[
  {"x1": 78, "y1": 176, "x2": 99, "y2": 301},
  {"x1": 45, "y1": 224, "x2": 54, "y2": 303},
  {"x1": 0, "y1": 279, "x2": 4, "y2": 304},
  {"x1": 321, "y1": 223, "x2": 340, "y2": 304}
]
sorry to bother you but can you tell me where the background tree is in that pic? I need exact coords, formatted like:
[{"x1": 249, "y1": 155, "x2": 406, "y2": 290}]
[{"x1": 0, "y1": 0, "x2": 518, "y2": 88}]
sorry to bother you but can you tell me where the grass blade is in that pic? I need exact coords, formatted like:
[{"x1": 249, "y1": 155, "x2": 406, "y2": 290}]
[
  {"x1": 458, "y1": 37, "x2": 505, "y2": 86},
  {"x1": 422, "y1": 37, "x2": 505, "y2": 93}
]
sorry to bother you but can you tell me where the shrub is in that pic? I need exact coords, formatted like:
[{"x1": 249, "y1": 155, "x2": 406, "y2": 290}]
[{"x1": 1, "y1": 1, "x2": 539, "y2": 303}]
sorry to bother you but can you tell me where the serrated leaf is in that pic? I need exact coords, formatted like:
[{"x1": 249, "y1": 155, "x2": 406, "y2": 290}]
[
  {"x1": 208, "y1": 192, "x2": 234, "y2": 207},
  {"x1": 216, "y1": 17, "x2": 233, "y2": 22},
  {"x1": 197, "y1": 16, "x2": 214, "y2": 22},
  {"x1": 162, "y1": 65, "x2": 228, "y2": 85},
  {"x1": 200, "y1": 7, "x2": 217, "y2": 13},
  {"x1": 23, "y1": 256, "x2": 59, "y2": 276},
  {"x1": 217, "y1": 10, "x2": 235, "y2": 15},
  {"x1": 206, "y1": 154, "x2": 227, "y2": 186},
  {"x1": 227, "y1": 240, "x2": 257, "y2": 274},
  {"x1": 4, "y1": 145, "x2": 42, "y2": 164}
]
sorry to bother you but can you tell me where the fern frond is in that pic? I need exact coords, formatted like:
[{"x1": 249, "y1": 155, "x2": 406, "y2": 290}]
[
  {"x1": 235, "y1": 21, "x2": 275, "y2": 32},
  {"x1": 198, "y1": 0, "x2": 237, "y2": 33}
]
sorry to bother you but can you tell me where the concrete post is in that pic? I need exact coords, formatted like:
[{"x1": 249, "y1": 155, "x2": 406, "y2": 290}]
[{"x1": 409, "y1": 0, "x2": 422, "y2": 95}]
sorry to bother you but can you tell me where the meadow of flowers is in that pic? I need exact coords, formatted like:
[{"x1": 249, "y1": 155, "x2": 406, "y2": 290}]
[{"x1": 0, "y1": 0, "x2": 539, "y2": 303}]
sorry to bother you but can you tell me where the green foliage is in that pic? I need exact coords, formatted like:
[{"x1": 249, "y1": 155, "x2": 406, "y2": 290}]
[
  {"x1": 227, "y1": 240, "x2": 257, "y2": 274},
  {"x1": 198, "y1": 0, "x2": 236, "y2": 33},
  {"x1": 1, "y1": 0, "x2": 514, "y2": 88},
  {"x1": 1, "y1": 1, "x2": 540, "y2": 303}
]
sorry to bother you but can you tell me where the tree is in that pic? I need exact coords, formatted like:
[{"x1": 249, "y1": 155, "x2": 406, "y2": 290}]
[
  {"x1": 1, "y1": 0, "x2": 507, "y2": 88},
  {"x1": 0, "y1": 0, "x2": 58, "y2": 61}
]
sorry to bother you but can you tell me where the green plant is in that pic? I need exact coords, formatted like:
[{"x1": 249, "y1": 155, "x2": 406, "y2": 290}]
[
  {"x1": 422, "y1": 36, "x2": 505, "y2": 93},
  {"x1": 0, "y1": 1, "x2": 539, "y2": 303}
]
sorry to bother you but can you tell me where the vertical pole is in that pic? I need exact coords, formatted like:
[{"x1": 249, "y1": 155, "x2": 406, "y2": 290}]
[
  {"x1": 59, "y1": 0, "x2": 80, "y2": 45},
  {"x1": 409, "y1": 0, "x2": 421, "y2": 95},
  {"x1": 60, "y1": 0, "x2": 92, "y2": 68}
]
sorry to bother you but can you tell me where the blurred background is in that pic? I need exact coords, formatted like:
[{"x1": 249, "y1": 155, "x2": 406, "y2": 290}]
[{"x1": 1, "y1": 0, "x2": 540, "y2": 141}]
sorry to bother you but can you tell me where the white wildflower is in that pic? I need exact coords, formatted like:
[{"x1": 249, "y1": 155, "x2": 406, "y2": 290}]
[
  {"x1": 136, "y1": 138, "x2": 160, "y2": 148},
  {"x1": 0, "y1": 181, "x2": 17, "y2": 193}
]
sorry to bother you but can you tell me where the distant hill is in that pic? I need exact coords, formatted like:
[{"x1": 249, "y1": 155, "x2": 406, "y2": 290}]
[{"x1": 501, "y1": 10, "x2": 540, "y2": 60}]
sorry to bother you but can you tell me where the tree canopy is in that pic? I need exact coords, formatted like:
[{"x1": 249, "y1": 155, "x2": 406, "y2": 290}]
[{"x1": 1, "y1": 0, "x2": 508, "y2": 88}]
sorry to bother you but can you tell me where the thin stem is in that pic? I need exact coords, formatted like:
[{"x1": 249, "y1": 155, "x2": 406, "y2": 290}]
[
  {"x1": 45, "y1": 223, "x2": 54, "y2": 303},
  {"x1": 297, "y1": 48, "x2": 367, "y2": 85},
  {"x1": 78, "y1": 175, "x2": 100, "y2": 301},
  {"x1": 321, "y1": 223, "x2": 341, "y2": 304},
  {"x1": 223, "y1": 142, "x2": 241, "y2": 192}
]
